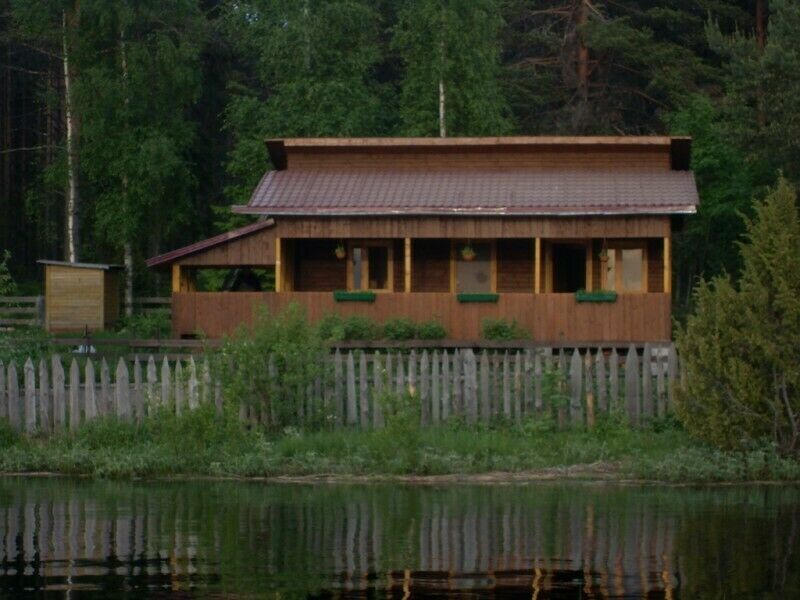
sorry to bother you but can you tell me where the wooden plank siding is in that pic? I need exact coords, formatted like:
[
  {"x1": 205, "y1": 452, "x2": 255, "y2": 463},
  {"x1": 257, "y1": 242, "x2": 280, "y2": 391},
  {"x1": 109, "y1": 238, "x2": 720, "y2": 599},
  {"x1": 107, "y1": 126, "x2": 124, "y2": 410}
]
[
  {"x1": 497, "y1": 239, "x2": 534, "y2": 292},
  {"x1": 292, "y1": 239, "x2": 346, "y2": 291},
  {"x1": 287, "y1": 146, "x2": 671, "y2": 171},
  {"x1": 267, "y1": 215, "x2": 671, "y2": 240},
  {"x1": 176, "y1": 226, "x2": 276, "y2": 267},
  {"x1": 172, "y1": 291, "x2": 672, "y2": 342}
]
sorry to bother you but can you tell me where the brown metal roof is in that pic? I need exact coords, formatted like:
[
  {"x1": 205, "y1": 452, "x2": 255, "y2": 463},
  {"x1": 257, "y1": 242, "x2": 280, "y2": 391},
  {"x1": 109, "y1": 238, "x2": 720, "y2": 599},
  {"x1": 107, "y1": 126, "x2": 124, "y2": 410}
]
[
  {"x1": 235, "y1": 169, "x2": 698, "y2": 217},
  {"x1": 146, "y1": 219, "x2": 274, "y2": 268}
]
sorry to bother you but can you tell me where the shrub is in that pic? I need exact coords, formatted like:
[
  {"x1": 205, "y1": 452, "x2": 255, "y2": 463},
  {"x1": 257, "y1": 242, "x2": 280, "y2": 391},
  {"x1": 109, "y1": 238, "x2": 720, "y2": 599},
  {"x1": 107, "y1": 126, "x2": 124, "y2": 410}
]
[
  {"x1": 118, "y1": 311, "x2": 171, "y2": 338},
  {"x1": 215, "y1": 303, "x2": 331, "y2": 429},
  {"x1": 316, "y1": 313, "x2": 380, "y2": 341},
  {"x1": 0, "y1": 327, "x2": 53, "y2": 365},
  {"x1": 481, "y1": 318, "x2": 528, "y2": 341},
  {"x1": 676, "y1": 178, "x2": 800, "y2": 457},
  {"x1": 0, "y1": 250, "x2": 15, "y2": 296},
  {"x1": 382, "y1": 317, "x2": 417, "y2": 340},
  {"x1": 416, "y1": 320, "x2": 447, "y2": 340}
]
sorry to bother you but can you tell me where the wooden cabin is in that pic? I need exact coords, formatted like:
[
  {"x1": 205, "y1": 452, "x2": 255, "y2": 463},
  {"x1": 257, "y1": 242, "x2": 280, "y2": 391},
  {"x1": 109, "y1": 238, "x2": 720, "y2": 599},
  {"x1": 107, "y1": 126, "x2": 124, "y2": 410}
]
[
  {"x1": 38, "y1": 260, "x2": 122, "y2": 333},
  {"x1": 147, "y1": 137, "x2": 698, "y2": 343}
]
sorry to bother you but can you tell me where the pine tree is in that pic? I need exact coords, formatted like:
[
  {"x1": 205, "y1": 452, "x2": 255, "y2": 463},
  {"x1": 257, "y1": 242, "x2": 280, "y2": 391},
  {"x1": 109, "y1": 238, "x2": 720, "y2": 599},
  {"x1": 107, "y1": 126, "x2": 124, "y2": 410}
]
[{"x1": 394, "y1": 0, "x2": 511, "y2": 136}]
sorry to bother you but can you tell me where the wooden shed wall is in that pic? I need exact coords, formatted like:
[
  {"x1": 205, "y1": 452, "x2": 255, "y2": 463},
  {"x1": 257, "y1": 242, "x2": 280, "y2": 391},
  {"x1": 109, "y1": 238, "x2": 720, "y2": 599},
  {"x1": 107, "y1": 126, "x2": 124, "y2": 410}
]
[{"x1": 45, "y1": 266, "x2": 105, "y2": 332}]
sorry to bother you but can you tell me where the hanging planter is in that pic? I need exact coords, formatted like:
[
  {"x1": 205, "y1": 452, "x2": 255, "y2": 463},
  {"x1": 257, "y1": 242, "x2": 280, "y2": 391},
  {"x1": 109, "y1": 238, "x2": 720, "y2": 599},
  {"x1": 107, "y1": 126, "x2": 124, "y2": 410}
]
[
  {"x1": 334, "y1": 243, "x2": 346, "y2": 260},
  {"x1": 460, "y1": 244, "x2": 476, "y2": 261}
]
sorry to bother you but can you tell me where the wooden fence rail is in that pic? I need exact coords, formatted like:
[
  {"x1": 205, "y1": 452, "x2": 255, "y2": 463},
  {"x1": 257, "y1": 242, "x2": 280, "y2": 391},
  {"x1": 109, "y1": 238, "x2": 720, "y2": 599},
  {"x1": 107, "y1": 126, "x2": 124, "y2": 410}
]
[
  {"x1": 0, "y1": 296, "x2": 44, "y2": 328},
  {"x1": 0, "y1": 345, "x2": 679, "y2": 434}
]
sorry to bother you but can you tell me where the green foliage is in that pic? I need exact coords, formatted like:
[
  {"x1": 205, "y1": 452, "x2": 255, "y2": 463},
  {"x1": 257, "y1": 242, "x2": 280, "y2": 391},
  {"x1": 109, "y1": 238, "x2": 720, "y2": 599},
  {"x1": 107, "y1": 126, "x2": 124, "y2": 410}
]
[
  {"x1": 676, "y1": 179, "x2": 800, "y2": 456},
  {"x1": 382, "y1": 317, "x2": 417, "y2": 340},
  {"x1": 316, "y1": 313, "x2": 381, "y2": 342},
  {"x1": 394, "y1": 0, "x2": 511, "y2": 136},
  {"x1": 378, "y1": 387, "x2": 422, "y2": 470},
  {"x1": 415, "y1": 320, "x2": 447, "y2": 340},
  {"x1": 0, "y1": 327, "x2": 53, "y2": 365},
  {"x1": 481, "y1": 317, "x2": 528, "y2": 341},
  {"x1": 117, "y1": 311, "x2": 171, "y2": 338},
  {"x1": 215, "y1": 303, "x2": 331, "y2": 429},
  {"x1": 0, "y1": 250, "x2": 16, "y2": 296}
]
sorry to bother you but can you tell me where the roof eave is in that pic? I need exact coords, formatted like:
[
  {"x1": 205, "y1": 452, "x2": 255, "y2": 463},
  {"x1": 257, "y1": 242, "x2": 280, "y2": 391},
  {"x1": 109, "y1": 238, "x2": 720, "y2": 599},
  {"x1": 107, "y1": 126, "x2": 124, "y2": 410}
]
[{"x1": 232, "y1": 206, "x2": 698, "y2": 217}]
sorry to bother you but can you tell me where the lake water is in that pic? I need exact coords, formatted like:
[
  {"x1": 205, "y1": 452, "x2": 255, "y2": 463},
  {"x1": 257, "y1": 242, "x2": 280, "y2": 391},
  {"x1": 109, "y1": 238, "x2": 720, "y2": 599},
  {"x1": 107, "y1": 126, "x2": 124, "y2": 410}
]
[{"x1": 0, "y1": 478, "x2": 798, "y2": 598}]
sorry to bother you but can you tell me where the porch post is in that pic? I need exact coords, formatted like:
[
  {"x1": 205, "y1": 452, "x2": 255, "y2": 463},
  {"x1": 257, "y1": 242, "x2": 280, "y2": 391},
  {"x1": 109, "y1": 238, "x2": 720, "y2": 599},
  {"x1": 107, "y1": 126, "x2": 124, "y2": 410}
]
[
  {"x1": 404, "y1": 237, "x2": 411, "y2": 292},
  {"x1": 534, "y1": 238, "x2": 541, "y2": 293},
  {"x1": 171, "y1": 264, "x2": 180, "y2": 293},
  {"x1": 275, "y1": 237, "x2": 282, "y2": 292},
  {"x1": 663, "y1": 237, "x2": 671, "y2": 294}
]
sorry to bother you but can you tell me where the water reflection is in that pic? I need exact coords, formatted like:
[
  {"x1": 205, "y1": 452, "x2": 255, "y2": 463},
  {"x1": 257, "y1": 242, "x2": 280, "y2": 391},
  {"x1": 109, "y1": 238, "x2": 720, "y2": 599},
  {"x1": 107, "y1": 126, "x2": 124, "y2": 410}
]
[{"x1": 0, "y1": 478, "x2": 798, "y2": 598}]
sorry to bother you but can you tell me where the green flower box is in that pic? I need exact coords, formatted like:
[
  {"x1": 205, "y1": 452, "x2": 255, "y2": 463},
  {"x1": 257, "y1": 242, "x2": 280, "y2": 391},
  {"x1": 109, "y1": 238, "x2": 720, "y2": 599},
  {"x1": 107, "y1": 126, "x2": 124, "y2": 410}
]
[
  {"x1": 333, "y1": 290, "x2": 376, "y2": 302},
  {"x1": 457, "y1": 293, "x2": 500, "y2": 303},
  {"x1": 575, "y1": 290, "x2": 618, "y2": 303}
]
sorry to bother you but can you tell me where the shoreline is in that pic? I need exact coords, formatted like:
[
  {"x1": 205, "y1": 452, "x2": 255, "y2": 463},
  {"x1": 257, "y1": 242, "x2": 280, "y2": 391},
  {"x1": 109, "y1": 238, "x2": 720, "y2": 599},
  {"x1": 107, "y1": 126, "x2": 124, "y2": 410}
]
[{"x1": 3, "y1": 465, "x2": 800, "y2": 486}]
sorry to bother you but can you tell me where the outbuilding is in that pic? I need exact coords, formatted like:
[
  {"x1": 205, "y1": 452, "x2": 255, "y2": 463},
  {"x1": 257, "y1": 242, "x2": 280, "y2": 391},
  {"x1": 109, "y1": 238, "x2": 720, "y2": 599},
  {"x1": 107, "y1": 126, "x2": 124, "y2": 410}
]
[{"x1": 38, "y1": 260, "x2": 122, "y2": 332}]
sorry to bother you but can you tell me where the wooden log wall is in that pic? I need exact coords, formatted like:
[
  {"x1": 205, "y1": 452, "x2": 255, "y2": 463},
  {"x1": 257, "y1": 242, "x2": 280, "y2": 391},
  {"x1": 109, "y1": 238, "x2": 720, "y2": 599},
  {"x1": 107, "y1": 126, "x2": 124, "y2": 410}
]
[{"x1": 0, "y1": 346, "x2": 679, "y2": 433}]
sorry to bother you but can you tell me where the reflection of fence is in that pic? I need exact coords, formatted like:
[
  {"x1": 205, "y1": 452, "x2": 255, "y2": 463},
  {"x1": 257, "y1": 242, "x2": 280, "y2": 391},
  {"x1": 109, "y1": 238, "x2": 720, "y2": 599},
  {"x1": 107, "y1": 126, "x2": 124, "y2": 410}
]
[
  {"x1": 0, "y1": 296, "x2": 44, "y2": 328},
  {"x1": 0, "y1": 345, "x2": 679, "y2": 433}
]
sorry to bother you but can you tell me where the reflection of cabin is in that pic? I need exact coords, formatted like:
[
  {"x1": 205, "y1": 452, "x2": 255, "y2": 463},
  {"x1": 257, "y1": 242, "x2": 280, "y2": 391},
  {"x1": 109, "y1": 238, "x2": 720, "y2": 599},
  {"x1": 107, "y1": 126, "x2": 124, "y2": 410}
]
[
  {"x1": 147, "y1": 137, "x2": 699, "y2": 342},
  {"x1": 38, "y1": 260, "x2": 122, "y2": 332}
]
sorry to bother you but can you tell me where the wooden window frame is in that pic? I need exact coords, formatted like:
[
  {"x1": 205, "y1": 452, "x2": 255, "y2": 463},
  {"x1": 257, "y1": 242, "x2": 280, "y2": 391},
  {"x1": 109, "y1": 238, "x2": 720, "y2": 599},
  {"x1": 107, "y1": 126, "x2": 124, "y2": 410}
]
[
  {"x1": 450, "y1": 240, "x2": 497, "y2": 294},
  {"x1": 600, "y1": 240, "x2": 649, "y2": 294},
  {"x1": 346, "y1": 240, "x2": 394, "y2": 292}
]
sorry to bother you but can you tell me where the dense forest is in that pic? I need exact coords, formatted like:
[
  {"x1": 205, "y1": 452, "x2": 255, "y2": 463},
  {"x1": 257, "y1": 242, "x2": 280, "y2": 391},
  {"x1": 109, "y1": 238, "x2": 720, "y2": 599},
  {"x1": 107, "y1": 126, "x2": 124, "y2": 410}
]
[{"x1": 1, "y1": 0, "x2": 798, "y2": 312}]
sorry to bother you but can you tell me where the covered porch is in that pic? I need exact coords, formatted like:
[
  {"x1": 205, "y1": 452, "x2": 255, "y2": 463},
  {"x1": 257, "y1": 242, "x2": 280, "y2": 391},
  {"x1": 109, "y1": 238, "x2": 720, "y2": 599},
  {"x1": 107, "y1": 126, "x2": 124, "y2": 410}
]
[{"x1": 166, "y1": 234, "x2": 672, "y2": 342}]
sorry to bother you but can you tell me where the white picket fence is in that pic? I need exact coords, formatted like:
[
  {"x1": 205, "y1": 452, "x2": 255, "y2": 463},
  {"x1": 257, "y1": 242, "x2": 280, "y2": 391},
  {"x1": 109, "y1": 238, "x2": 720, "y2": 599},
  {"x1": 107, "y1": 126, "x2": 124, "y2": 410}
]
[{"x1": 0, "y1": 345, "x2": 680, "y2": 434}]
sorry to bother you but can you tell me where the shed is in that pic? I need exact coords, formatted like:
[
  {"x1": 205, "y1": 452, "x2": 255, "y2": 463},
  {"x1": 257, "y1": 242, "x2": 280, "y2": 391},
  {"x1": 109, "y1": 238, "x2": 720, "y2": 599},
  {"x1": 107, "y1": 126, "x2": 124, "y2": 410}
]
[{"x1": 38, "y1": 260, "x2": 123, "y2": 332}]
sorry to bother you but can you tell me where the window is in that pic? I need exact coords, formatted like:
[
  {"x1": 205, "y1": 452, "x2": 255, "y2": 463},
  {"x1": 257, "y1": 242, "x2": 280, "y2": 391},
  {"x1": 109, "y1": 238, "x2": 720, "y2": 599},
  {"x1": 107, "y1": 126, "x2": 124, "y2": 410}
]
[
  {"x1": 551, "y1": 243, "x2": 587, "y2": 293},
  {"x1": 455, "y1": 242, "x2": 492, "y2": 293},
  {"x1": 348, "y1": 242, "x2": 393, "y2": 291},
  {"x1": 603, "y1": 245, "x2": 646, "y2": 292}
]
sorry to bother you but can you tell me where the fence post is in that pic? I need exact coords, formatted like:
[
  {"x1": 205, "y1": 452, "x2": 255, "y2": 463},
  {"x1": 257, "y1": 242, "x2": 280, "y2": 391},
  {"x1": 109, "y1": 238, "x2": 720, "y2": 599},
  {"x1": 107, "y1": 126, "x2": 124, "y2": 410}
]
[
  {"x1": 372, "y1": 352, "x2": 385, "y2": 429},
  {"x1": 584, "y1": 352, "x2": 595, "y2": 429},
  {"x1": 35, "y1": 295, "x2": 45, "y2": 327},
  {"x1": 334, "y1": 350, "x2": 344, "y2": 427},
  {"x1": 201, "y1": 359, "x2": 211, "y2": 406},
  {"x1": 0, "y1": 360, "x2": 5, "y2": 421},
  {"x1": 38, "y1": 359, "x2": 51, "y2": 433},
  {"x1": 160, "y1": 357, "x2": 171, "y2": 409},
  {"x1": 174, "y1": 360, "x2": 184, "y2": 417},
  {"x1": 534, "y1": 351, "x2": 543, "y2": 413},
  {"x1": 656, "y1": 347, "x2": 666, "y2": 417},
  {"x1": 346, "y1": 352, "x2": 357, "y2": 426},
  {"x1": 431, "y1": 350, "x2": 440, "y2": 425},
  {"x1": 133, "y1": 358, "x2": 143, "y2": 421},
  {"x1": 479, "y1": 350, "x2": 490, "y2": 423},
  {"x1": 115, "y1": 358, "x2": 131, "y2": 420},
  {"x1": 188, "y1": 357, "x2": 199, "y2": 411},
  {"x1": 441, "y1": 351, "x2": 450, "y2": 420},
  {"x1": 502, "y1": 352, "x2": 511, "y2": 418},
  {"x1": 99, "y1": 359, "x2": 111, "y2": 416},
  {"x1": 359, "y1": 352, "x2": 369, "y2": 429},
  {"x1": 595, "y1": 350, "x2": 607, "y2": 413},
  {"x1": 84, "y1": 359, "x2": 97, "y2": 422},
  {"x1": 24, "y1": 358, "x2": 36, "y2": 434},
  {"x1": 146, "y1": 356, "x2": 157, "y2": 411},
  {"x1": 523, "y1": 350, "x2": 533, "y2": 416},
  {"x1": 642, "y1": 343, "x2": 653, "y2": 420},
  {"x1": 625, "y1": 345, "x2": 640, "y2": 427},
  {"x1": 667, "y1": 344, "x2": 679, "y2": 413},
  {"x1": 452, "y1": 350, "x2": 463, "y2": 416},
  {"x1": 569, "y1": 350, "x2": 583, "y2": 425},
  {"x1": 419, "y1": 350, "x2": 430, "y2": 426},
  {"x1": 69, "y1": 359, "x2": 81, "y2": 430},
  {"x1": 52, "y1": 356, "x2": 65, "y2": 431},
  {"x1": 609, "y1": 349, "x2": 619, "y2": 412},
  {"x1": 557, "y1": 350, "x2": 567, "y2": 427},
  {"x1": 463, "y1": 349, "x2": 477, "y2": 425},
  {"x1": 7, "y1": 362, "x2": 20, "y2": 431}
]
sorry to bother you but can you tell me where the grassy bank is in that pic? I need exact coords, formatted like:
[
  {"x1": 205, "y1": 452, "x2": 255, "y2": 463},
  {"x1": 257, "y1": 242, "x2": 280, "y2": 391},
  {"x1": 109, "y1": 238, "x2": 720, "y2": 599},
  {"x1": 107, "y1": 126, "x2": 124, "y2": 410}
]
[{"x1": 1, "y1": 404, "x2": 798, "y2": 482}]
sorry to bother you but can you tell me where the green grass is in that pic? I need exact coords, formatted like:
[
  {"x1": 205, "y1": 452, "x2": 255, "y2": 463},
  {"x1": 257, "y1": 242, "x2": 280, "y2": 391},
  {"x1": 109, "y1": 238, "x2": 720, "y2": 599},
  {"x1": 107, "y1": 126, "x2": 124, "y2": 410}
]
[{"x1": 1, "y1": 408, "x2": 798, "y2": 482}]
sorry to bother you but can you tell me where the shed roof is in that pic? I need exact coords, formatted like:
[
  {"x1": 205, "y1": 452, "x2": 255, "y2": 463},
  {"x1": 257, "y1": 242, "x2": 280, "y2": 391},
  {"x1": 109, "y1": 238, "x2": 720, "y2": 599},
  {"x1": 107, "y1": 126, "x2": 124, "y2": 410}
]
[
  {"x1": 146, "y1": 219, "x2": 274, "y2": 268},
  {"x1": 37, "y1": 260, "x2": 124, "y2": 270},
  {"x1": 235, "y1": 169, "x2": 698, "y2": 217}
]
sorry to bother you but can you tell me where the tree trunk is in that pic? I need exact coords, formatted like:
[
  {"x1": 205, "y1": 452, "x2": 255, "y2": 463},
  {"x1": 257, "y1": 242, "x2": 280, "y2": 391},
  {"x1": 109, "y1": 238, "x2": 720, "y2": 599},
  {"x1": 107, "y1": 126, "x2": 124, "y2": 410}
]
[
  {"x1": 120, "y1": 27, "x2": 134, "y2": 317},
  {"x1": 755, "y1": 0, "x2": 767, "y2": 51},
  {"x1": 62, "y1": 6, "x2": 80, "y2": 263}
]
